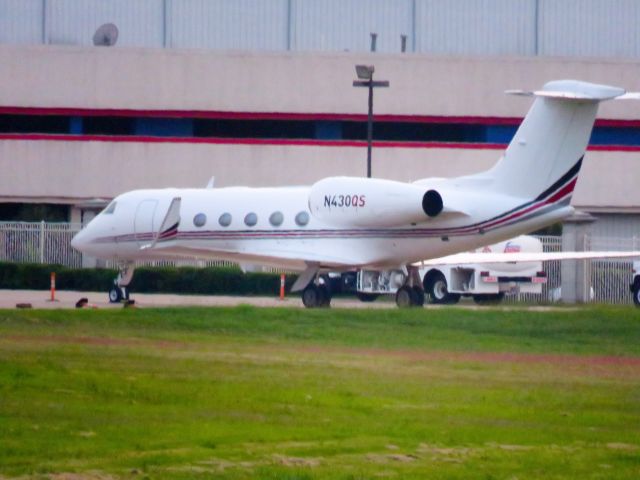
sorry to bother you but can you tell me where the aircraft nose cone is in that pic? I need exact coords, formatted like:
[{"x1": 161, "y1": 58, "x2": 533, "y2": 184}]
[{"x1": 70, "y1": 230, "x2": 86, "y2": 252}]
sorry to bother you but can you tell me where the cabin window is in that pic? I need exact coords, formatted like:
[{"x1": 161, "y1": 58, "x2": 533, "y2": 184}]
[
  {"x1": 295, "y1": 211, "x2": 309, "y2": 226},
  {"x1": 193, "y1": 213, "x2": 207, "y2": 227},
  {"x1": 103, "y1": 202, "x2": 117, "y2": 215},
  {"x1": 218, "y1": 213, "x2": 232, "y2": 227},
  {"x1": 244, "y1": 212, "x2": 258, "y2": 227},
  {"x1": 269, "y1": 211, "x2": 284, "y2": 227}
]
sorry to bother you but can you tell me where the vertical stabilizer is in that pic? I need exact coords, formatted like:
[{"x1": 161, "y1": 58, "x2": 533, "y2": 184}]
[{"x1": 489, "y1": 80, "x2": 624, "y2": 200}]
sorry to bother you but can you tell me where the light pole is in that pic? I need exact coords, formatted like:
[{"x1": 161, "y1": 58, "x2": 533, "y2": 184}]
[{"x1": 353, "y1": 65, "x2": 389, "y2": 178}]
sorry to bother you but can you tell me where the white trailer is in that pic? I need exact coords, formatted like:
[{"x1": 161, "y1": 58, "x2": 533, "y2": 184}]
[{"x1": 354, "y1": 235, "x2": 547, "y2": 305}]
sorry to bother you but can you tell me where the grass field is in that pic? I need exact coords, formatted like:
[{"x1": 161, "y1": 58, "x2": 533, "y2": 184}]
[{"x1": 1, "y1": 305, "x2": 639, "y2": 479}]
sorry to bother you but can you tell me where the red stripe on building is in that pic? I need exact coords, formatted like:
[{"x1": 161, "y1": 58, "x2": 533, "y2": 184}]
[
  {"x1": 0, "y1": 105, "x2": 639, "y2": 128},
  {"x1": 0, "y1": 133, "x2": 639, "y2": 152}
]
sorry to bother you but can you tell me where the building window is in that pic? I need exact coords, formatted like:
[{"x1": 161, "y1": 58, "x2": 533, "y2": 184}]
[
  {"x1": 218, "y1": 213, "x2": 232, "y2": 227},
  {"x1": 0, "y1": 114, "x2": 70, "y2": 134},
  {"x1": 244, "y1": 212, "x2": 258, "y2": 227},
  {"x1": 295, "y1": 211, "x2": 309, "y2": 226},
  {"x1": 2, "y1": 110, "x2": 640, "y2": 148},
  {"x1": 193, "y1": 213, "x2": 207, "y2": 227},
  {"x1": 83, "y1": 116, "x2": 135, "y2": 135},
  {"x1": 269, "y1": 211, "x2": 284, "y2": 227}
]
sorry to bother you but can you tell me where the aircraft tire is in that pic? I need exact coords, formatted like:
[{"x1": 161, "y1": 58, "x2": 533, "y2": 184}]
[
  {"x1": 633, "y1": 283, "x2": 640, "y2": 307},
  {"x1": 412, "y1": 286, "x2": 425, "y2": 306},
  {"x1": 396, "y1": 286, "x2": 419, "y2": 308},
  {"x1": 302, "y1": 285, "x2": 329, "y2": 308},
  {"x1": 108, "y1": 286, "x2": 122, "y2": 303},
  {"x1": 318, "y1": 285, "x2": 332, "y2": 308}
]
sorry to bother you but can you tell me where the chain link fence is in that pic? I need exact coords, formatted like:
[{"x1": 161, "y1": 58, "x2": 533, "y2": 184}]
[
  {"x1": 105, "y1": 258, "x2": 237, "y2": 269},
  {"x1": 586, "y1": 236, "x2": 638, "y2": 305},
  {"x1": 0, "y1": 222, "x2": 83, "y2": 268},
  {"x1": 503, "y1": 235, "x2": 637, "y2": 305},
  {"x1": 0, "y1": 222, "x2": 236, "y2": 270},
  {"x1": 0, "y1": 222, "x2": 636, "y2": 304},
  {"x1": 506, "y1": 235, "x2": 563, "y2": 304}
]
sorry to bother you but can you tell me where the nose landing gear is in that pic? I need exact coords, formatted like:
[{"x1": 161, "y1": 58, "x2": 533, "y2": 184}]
[
  {"x1": 109, "y1": 263, "x2": 135, "y2": 303},
  {"x1": 108, "y1": 284, "x2": 129, "y2": 303}
]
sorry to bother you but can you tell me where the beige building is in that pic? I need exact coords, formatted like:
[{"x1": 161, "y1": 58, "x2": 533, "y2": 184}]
[{"x1": 0, "y1": 44, "x2": 639, "y2": 236}]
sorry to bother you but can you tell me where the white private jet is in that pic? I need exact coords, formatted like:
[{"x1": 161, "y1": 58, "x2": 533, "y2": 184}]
[{"x1": 71, "y1": 80, "x2": 640, "y2": 307}]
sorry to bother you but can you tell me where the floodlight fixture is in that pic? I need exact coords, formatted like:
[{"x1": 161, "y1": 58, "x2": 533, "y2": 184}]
[
  {"x1": 355, "y1": 64, "x2": 374, "y2": 80},
  {"x1": 93, "y1": 23, "x2": 119, "y2": 46},
  {"x1": 352, "y1": 65, "x2": 389, "y2": 178}
]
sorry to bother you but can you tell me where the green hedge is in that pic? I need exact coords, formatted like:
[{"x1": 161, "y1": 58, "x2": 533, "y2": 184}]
[{"x1": 0, "y1": 262, "x2": 298, "y2": 296}]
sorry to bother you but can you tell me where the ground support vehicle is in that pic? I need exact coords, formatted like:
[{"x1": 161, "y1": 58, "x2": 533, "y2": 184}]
[
  {"x1": 352, "y1": 236, "x2": 547, "y2": 306},
  {"x1": 630, "y1": 260, "x2": 640, "y2": 306}
]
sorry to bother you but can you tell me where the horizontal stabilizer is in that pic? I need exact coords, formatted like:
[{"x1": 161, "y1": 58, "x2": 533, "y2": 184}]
[
  {"x1": 416, "y1": 250, "x2": 640, "y2": 267},
  {"x1": 615, "y1": 92, "x2": 640, "y2": 100}
]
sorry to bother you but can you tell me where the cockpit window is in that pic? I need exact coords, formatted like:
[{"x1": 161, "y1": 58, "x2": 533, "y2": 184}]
[{"x1": 103, "y1": 202, "x2": 117, "y2": 215}]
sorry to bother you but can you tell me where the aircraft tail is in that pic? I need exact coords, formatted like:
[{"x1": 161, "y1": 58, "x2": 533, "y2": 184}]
[{"x1": 487, "y1": 80, "x2": 626, "y2": 202}]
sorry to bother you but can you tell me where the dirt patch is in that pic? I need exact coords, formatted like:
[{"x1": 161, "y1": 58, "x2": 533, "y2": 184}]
[
  {"x1": 606, "y1": 443, "x2": 639, "y2": 451},
  {"x1": 272, "y1": 454, "x2": 321, "y2": 467},
  {"x1": 496, "y1": 444, "x2": 535, "y2": 451},
  {"x1": 301, "y1": 345, "x2": 640, "y2": 372},
  {"x1": 457, "y1": 351, "x2": 640, "y2": 368},
  {"x1": 3, "y1": 334, "x2": 183, "y2": 350},
  {"x1": 0, "y1": 289, "x2": 579, "y2": 310},
  {"x1": 366, "y1": 453, "x2": 419, "y2": 464},
  {"x1": 417, "y1": 444, "x2": 475, "y2": 457},
  {"x1": 47, "y1": 473, "x2": 116, "y2": 480}
]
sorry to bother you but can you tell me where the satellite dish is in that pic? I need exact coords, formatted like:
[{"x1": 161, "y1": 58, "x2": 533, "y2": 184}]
[{"x1": 93, "y1": 23, "x2": 119, "y2": 47}]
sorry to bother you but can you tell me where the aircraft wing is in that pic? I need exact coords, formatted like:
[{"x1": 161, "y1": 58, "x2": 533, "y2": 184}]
[
  {"x1": 145, "y1": 242, "x2": 356, "y2": 270},
  {"x1": 416, "y1": 250, "x2": 640, "y2": 267}
]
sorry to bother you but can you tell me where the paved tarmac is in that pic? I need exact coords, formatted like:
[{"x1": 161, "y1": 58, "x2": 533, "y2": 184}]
[
  {"x1": 0, "y1": 289, "x2": 394, "y2": 310},
  {"x1": 0, "y1": 289, "x2": 577, "y2": 311}
]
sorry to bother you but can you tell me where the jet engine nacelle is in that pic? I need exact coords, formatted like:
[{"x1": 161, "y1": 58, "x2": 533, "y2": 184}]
[{"x1": 308, "y1": 177, "x2": 444, "y2": 227}]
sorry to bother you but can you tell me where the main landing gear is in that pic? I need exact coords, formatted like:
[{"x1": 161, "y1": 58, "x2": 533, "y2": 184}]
[
  {"x1": 109, "y1": 263, "x2": 135, "y2": 303},
  {"x1": 395, "y1": 266, "x2": 425, "y2": 308},
  {"x1": 301, "y1": 275, "x2": 332, "y2": 308}
]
